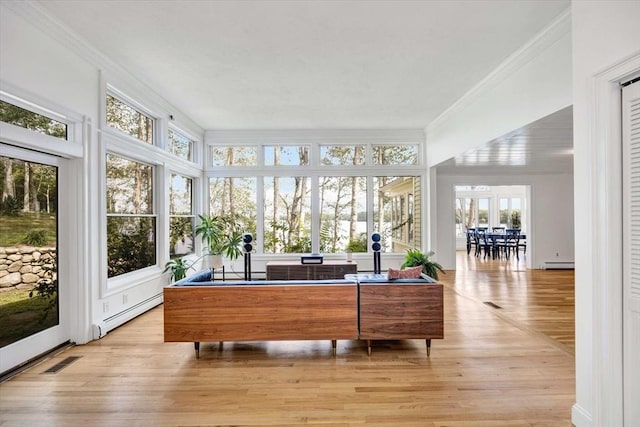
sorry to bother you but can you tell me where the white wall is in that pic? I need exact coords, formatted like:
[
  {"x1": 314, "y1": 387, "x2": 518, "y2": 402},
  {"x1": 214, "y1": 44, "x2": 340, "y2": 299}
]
[
  {"x1": 426, "y1": 10, "x2": 572, "y2": 168},
  {"x1": 433, "y1": 172, "x2": 574, "y2": 270},
  {"x1": 0, "y1": 2, "x2": 203, "y2": 350},
  {"x1": 572, "y1": 1, "x2": 640, "y2": 426}
]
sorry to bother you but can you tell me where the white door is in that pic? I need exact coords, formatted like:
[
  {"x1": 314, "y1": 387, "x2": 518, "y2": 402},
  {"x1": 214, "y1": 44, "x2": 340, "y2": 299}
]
[
  {"x1": 622, "y1": 79, "x2": 640, "y2": 425},
  {"x1": 0, "y1": 144, "x2": 68, "y2": 374}
]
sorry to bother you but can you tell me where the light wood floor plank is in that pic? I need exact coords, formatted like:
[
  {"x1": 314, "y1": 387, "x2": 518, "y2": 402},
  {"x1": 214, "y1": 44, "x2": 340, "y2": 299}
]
[{"x1": 0, "y1": 254, "x2": 575, "y2": 426}]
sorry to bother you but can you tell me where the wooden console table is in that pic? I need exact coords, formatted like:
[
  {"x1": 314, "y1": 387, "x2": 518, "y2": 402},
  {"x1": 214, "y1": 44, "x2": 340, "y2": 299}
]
[{"x1": 266, "y1": 260, "x2": 357, "y2": 280}]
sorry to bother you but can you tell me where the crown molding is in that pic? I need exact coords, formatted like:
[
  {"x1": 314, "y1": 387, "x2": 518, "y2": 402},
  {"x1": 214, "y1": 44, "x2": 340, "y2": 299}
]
[
  {"x1": 205, "y1": 128, "x2": 426, "y2": 145},
  {"x1": 426, "y1": 7, "x2": 572, "y2": 133},
  {"x1": 2, "y1": 0, "x2": 203, "y2": 136}
]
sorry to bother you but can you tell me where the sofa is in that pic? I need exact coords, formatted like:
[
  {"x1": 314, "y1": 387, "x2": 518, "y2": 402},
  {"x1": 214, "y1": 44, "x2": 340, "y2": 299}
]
[{"x1": 163, "y1": 270, "x2": 443, "y2": 358}]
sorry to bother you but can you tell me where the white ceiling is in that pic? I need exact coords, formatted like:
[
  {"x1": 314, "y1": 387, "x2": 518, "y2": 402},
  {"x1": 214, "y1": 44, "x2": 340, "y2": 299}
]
[
  {"x1": 435, "y1": 106, "x2": 574, "y2": 174},
  {"x1": 36, "y1": 0, "x2": 570, "y2": 130}
]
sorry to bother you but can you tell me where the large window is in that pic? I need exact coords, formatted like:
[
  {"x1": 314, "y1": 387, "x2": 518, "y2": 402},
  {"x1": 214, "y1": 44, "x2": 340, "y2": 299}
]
[
  {"x1": 264, "y1": 176, "x2": 311, "y2": 253},
  {"x1": 208, "y1": 143, "x2": 422, "y2": 254},
  {"x1": 211, "y1": 146, "x2": 257, "y2": 167},
  {"x1": 319, "y1": 176, "x2": 367, "y2": 253},
  {"x1": 169, "y1": 174, "x2": 194, "y2": 258},
  {"x1": 0, "y1": 100, "x2": 67, "y2": 140},
  {"x1": 500, "y1": 197, "x2": 522, "y2": 229},
  {"x1": 168, "y1": 129, "x2": 194, "y2": 161},
  {"x1": 209, "y1": 176, "x2": 257, "y2": 234},
  {"x1": 106, "y1": 153, "x2": 156, "y2": 277},
  {"x1": 455, "y1": 186, "x2": 527, "y2": 238},
  {"x1": 265, "y1": 146, "x2": 309, "y2": 166},
  {"x1": 106, "y1": 94, "x2": 154, "y2": 144},
  {"x1": 375, "y1": 176, "x2": 420, "y2": 252}
]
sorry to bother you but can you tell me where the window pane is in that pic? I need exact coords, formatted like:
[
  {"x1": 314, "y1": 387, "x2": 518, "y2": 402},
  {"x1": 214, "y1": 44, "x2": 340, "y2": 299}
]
[
  {"x1": 169, "y1": 174, "x2": 194, "y2": 258},
  {"x1": 211, "y1": 146, "x2": 258, "y2": 167},
  {"x1": 168, "y1": 129, "x2": 193, "y2": 161},
  {"x1": 320, "y1": 145, "x2": 365, "y2": 166},
  {"x1": 511, "y1": 198, "x2": 522, "y2": 229},
  {"x1": 318, "y1": 176, "x2": 367, "y2": 253},
  {"x1": 455, "y1": 197, "x2": 465, "y2": 237},
  {"x1": 264, "y1": 176, "x2": 311, "y2": 253},
  {"x1": 373, "y1": 176, "x2": 421, "y2": 252},
  {"x1": 209, "y1": 177, "x2": 257, "y2": 233},
  {"x1": 499, "y1": 198, "x2": 509, "y2": 226},
  {"x1": 478, "y1": 198, "x2": 489, "y2": 228},
  {"x1": 0, "y1": 100, "x2": 67, "y2": 140},
  {"x1": 264, "y1": 146, "x2": 309, "y2": 166},
  {"x1": 0, "y1": 156, "x2": 59, "y2": 348},
  {"x1": 106, "y1": 94, "x2": 154, "y2": 144},
  {"x1": 170, "y1": 216, "x2": 194, "y2": 257},
  {"x1": 169, "y1": 174, "x2": 192, "y2": 215},
  {"x1": 107, "y1": 217, "x2": 156, "y2": 278},
  {"x1": 372, "y1": 145, "x2": 418, "y2": 165},
  {"x1": 106, "y1": 153, "x2": 153, "y2": 214}
]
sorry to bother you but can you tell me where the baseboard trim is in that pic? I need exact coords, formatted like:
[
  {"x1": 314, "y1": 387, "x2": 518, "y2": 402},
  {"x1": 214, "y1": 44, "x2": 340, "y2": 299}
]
[{"x1": 571, "y1": 403, "x2": 593, "y2": 427}]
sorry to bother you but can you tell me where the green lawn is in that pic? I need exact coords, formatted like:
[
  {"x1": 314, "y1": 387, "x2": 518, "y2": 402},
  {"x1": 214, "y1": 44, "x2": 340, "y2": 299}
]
[
  {"x1": 0, "y1": 212, "x2": 56, "y2": 246},
  {"x1": 0, "y1": 289, "x2": 58, "y2": 347}
]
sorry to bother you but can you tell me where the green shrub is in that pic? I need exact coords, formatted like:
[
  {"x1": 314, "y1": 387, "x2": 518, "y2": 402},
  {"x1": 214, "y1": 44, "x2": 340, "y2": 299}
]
[
  {"x1": 0, "y1": 195, "x2": 20, "y2": 216},
  {"x1": 22, "y1": 230, "x2": 47, "y2": 246}
]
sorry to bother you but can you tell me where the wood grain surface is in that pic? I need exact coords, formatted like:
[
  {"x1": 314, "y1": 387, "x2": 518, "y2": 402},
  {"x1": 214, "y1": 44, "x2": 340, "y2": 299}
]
[
  {"x1": 164, "y1": 284, "x2": 359, "y2": 342},
  {"x1": 359, "y1": 283, "x2": 444, "y2": 339},
  {"x1": 0, "y1": 253, "x2": 575, "y2": 426}
]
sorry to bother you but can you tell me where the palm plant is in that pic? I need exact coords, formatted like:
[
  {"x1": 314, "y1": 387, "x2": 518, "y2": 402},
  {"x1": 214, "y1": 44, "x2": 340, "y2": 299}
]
[
  {"x1": 194, "y1": 214, "x2": 243, "y2": 260},
  {"x1": 401, "y1": 249, "x2": 445, "y2": 280},
  {"x1": 163, "y1": 257, "x2": 193, "y2": 282}
]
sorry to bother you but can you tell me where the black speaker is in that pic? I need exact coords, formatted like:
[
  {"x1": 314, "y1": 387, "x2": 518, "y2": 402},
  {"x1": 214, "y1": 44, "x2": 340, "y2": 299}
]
[
  {"x1": 371, "y1": 232, "x2": 381, "y2": 251},
  {"x1": 243, "y1": 233, "x2": 253, "y2": 280},
  {"x1": 243, "y1": 233, "x2": 253, "y2": 253},
  {"x1": 371, "y1": 232, "x2": 381, "y2": 274}
]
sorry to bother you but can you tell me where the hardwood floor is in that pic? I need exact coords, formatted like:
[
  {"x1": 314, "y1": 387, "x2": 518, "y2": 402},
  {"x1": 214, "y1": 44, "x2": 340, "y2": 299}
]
[{"x1": 0, "y1": 255, "x2": 575, "y2": 426}]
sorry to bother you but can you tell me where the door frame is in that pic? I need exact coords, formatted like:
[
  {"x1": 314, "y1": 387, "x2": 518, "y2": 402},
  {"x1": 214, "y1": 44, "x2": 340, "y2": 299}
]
[
  {"x1": 577, "y1": 51, "x2": 640, "y2": 425},
  {"x1": 0, "y1": 145, "x2": 69, "y2": 373}
]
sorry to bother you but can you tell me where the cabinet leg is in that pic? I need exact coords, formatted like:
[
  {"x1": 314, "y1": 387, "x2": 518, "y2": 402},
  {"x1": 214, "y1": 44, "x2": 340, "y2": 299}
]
[
  {"x1": 367, "y1": 340, "x2": 372, "y2": 357},
  {"x1": 426, "y1": 339, "x2": 431, "y2": 357},
  {"x1": 194, "y1": 342, "x2": 200, "y2": 359},
  {"x1": 331, "y1": 339, "x2": 337, "y2": 357}
]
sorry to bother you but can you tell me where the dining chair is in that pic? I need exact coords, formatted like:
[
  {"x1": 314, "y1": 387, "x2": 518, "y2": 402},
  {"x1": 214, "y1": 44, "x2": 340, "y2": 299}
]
[
  {"x1": 466, "y1": 227, "x2": 476, "y2": 255},
  {"x1": 475, "y1": 229, "x2": 494, "y2": 259},
  {"x1": 503, "y1": 229, "x2": 521, "y2": 260}
]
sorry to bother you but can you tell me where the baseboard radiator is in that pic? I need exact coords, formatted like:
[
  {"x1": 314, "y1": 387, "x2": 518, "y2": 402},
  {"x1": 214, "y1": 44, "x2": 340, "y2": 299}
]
[
  {"x1": 542, "y1": 261, "x2": 575, "y2": 270},
  {"x1": 92, "y1": 293, "x2": 163, "y2": 339}
]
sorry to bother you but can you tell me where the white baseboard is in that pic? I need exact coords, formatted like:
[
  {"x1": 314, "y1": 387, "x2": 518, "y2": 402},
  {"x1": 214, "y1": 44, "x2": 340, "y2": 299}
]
[
  {"x1": 92, "y1": 293, "x2": 163, "y2": 339},
  {"x1": 542, "y1": 261, "x2": 575, "y2": 270},
  {"x1": 572, "y1": 403, "x2": 593, "y2": 427}
]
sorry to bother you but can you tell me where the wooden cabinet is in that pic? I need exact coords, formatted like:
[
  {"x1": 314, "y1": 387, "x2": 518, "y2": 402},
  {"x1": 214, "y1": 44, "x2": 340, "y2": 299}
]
[{"x1": 266, "y1": 261, "x2": 357, "y2": 280}]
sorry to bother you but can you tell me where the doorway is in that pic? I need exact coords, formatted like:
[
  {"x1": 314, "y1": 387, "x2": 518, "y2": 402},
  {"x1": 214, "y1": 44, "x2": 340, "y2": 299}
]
[
  {"x1": 0, "y1": 145, "x2": 68, "y2": 374},
  {"x1": 454, "y1": 185, "x2": 530, "y2": 270}
]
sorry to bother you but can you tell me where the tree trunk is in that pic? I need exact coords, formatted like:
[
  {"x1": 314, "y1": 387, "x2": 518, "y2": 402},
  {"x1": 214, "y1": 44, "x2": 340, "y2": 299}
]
[
  {"x1": 2, "y1": 158, "x2": 15, "y2": 202},
  {"x1": 23, "y1": 163, "x2": 30, "y2": 212},
  {"x1": 349, "y1": 149, "x2": 361, "y2": 241},
  {"x1": 30, "y1": 164, "x2": 38, "y2": 213}
]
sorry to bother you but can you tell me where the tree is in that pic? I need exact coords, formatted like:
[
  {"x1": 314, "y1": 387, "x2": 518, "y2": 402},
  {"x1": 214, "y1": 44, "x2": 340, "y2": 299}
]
[{"x1": 2, "y1": 157, "x2": 15, "y2": 203}]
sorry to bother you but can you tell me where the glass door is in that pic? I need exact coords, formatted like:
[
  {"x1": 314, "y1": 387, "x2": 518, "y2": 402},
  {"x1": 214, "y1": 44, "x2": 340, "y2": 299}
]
[{"x1": 0, "y1": 146, "x2": 66, "y2": 374}]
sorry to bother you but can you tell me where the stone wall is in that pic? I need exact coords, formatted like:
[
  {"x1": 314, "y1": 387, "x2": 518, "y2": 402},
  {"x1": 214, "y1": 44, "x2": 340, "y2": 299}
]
[{"x1": 0, "y1": 247, "x2": 56, "y2": 291}]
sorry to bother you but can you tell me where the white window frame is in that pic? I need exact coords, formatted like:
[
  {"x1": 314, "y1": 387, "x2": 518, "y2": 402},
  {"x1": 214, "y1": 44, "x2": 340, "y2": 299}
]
[
  {"x1": 0, "y1": 80, "x2": 84, "y2": 158},
  {"x1": 99, "y1": 75, "x2": 203, "y2": 295},
  {"x1": 204, "y1": 136, "x2": 425, "y2": 256}
]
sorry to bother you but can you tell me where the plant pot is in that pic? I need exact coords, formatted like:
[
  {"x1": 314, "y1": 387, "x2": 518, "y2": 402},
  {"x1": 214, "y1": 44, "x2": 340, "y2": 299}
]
[{"x1": 203, "y1": 254, "x2": 224, "y2": 270}]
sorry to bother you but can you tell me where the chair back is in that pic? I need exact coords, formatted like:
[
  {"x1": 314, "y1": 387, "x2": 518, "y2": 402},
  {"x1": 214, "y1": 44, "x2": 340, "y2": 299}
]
[{"x1": 505, "y1": 229, "x2": 520, "y2": 244}]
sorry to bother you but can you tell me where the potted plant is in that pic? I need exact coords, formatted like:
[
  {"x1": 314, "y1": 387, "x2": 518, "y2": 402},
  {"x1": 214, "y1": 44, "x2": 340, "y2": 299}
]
[
  {"x1": 194, "y1": 214, "x2": 243, "y2": 269},
  {"x1": 163, "y1": 257, "x2": 194, "y2": 282},
  {"x1": 401, "y1": 249, "x2": 445, "y2": 280}
]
